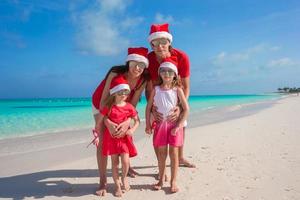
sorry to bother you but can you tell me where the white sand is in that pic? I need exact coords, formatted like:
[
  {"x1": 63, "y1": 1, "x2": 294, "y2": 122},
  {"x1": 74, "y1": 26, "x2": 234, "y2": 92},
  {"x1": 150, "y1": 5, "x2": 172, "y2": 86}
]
[{"x1": 0, "y1": 96, "x2": 299, "y2": 199}]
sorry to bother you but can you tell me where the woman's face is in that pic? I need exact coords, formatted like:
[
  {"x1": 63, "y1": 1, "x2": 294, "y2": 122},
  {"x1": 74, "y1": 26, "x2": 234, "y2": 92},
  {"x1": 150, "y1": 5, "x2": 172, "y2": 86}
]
[
  {"x1": 128, "y1": 61, "x2": 146, "y2": 78},
  {"x1": 151, "y1": 38, "x2": 171, "y2": 59}
]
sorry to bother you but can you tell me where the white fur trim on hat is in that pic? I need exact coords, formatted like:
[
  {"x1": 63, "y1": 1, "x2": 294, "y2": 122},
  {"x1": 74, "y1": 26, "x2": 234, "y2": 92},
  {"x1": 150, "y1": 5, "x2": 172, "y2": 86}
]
[
  {"x1": 148, "y1": 31, "x2": 173, "y2": 43},
  {"x1": 159, "y1": 62, "x2": 178, "y2": 75},
  {"x1": 110, "y1": 84, "x2": 130, "y2": 95},
  {"x1": 126, "y1": 54, "x2": 149, "y2": 67}
]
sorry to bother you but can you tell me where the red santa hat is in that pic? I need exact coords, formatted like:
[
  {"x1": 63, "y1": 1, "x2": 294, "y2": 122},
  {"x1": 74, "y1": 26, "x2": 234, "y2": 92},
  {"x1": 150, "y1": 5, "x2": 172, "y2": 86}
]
[
  {"x1": 159, "y1": 56, "x2": 178, "y2": 75},
  {"x1": 148, "y1": 23, "x2": 173, "y2": 43},
  {"x1": 126, "y1": 47, "x2": 149, "y2": 68},
  {"x1": 109, "y1": 75, "x2": 130, "y2": 95}
]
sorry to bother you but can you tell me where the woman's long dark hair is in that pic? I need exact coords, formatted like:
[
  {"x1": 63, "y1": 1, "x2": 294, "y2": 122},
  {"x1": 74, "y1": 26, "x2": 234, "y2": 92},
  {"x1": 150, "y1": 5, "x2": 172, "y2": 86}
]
[{"x1": 104, "y1": 62, "x2": 150, "y2": 91}]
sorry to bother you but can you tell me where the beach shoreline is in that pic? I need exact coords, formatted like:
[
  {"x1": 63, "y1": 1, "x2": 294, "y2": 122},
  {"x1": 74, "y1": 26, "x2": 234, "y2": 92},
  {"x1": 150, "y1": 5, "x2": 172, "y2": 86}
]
[
  {"x1": 0, "y1": 97, "x2": 280, "y2": 177},
  {"x1": 0, "y1": 96, "x2": 281, "y2": 156},
  {"x1": 0, "y1": 95, "x2": 299, "y2": 199}
]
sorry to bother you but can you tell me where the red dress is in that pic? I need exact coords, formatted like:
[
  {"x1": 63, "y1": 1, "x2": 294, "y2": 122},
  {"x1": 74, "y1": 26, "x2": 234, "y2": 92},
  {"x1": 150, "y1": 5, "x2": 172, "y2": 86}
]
[{"x1": 101, "y1": 103, "x2": 138, "y2": 157}]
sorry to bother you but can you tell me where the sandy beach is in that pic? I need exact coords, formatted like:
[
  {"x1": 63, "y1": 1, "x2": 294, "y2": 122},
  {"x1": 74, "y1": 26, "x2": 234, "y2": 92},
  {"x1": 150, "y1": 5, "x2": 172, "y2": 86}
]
[{"x1": 0, "y1": 95, "x2": 299, "y2": 200}]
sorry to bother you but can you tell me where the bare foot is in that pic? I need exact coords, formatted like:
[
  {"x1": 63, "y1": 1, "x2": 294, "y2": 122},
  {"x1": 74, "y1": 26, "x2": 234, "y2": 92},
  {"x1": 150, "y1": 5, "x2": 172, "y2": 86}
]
[
  {"x1": 170, "y1": 184, "x2": 179, "y2": 193},
  {"x1": 114, "y1": 185, "x2": 123, "y2": 197},
  {"x1": 153, "y1": 181, "x2": 163, "y2": 190},
  {"x1": 179, "y1": 158, "x2": 196, "y2": 168},
  {"x1": 122, "y1": 177, "x2": 131, "y2": 192},
  {"x1": 128, "y1": 167, "x2": 138, "y2": 178},
  {"x1": 95, "y1": 183, "x2": 106, "y2": 196}
]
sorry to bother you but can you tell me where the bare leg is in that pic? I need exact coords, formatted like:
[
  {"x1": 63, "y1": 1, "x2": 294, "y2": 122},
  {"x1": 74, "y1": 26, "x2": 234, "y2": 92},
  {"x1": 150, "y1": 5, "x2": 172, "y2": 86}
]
[
  {"x1": 153, "y1": 146, "x2": 168, "y2": 190},
  {"x1": 95, "y1": 143, "x2": 108, "y2": 196},
  {"x1": 94, "y1": 114, "x2": 107, "y2": 196},
  {"x1": 169, "y1": 146, "x2": 179, "y2": 193},
  {"x1": 154, "y1": 147, "x2": 169, "y2": 181},
  {"x1": 121, "y1": 153, "x2": 130, "y2": 191},
  {"x1": 111, "y1": 155, "x2": 122, "y2": 197},
  {"x1": 179, "y1": 128, "x2": 196, "y2": 168}
]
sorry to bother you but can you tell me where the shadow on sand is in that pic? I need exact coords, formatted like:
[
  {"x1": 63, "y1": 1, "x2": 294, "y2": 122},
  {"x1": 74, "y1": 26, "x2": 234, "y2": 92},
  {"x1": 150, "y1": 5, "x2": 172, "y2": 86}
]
[
  {"x1": 0, "y1": 169, "x2": 100, "y2": 200},
  {"x1": 0, "y1": 165, "x2": 158, "y2": 200}
]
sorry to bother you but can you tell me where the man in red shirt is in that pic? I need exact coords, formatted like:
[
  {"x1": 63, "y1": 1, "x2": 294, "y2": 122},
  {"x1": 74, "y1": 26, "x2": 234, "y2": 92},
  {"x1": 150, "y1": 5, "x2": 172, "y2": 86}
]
[{"x1": 146, "y1": 23, "x2": 195, "y2": 169}]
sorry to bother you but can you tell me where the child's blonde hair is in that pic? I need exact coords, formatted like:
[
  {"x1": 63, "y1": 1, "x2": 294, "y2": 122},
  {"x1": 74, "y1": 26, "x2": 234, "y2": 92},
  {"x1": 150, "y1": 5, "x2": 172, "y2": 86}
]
[
  {"x1": 103, "y1": 94, "x2": 116, "y2": 115},
  {"x1": 158, "y1": 71, "x2": 182, "y2": 88}
]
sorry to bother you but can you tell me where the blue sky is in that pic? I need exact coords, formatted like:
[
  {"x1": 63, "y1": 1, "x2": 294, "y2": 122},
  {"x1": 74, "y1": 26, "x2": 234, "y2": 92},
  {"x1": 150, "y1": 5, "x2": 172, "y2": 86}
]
[{"x1": 0, "y1": 0, "x2": 299, "y2": 98}]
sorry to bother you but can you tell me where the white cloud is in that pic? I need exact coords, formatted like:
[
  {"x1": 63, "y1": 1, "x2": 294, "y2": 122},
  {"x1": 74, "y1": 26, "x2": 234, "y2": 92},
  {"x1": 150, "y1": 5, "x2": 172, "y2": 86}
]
[
  {"x1": 154, "y1": 13, "x2": 174, "y2": 24},
  {"x1": 268, "y1": 58, "x2": 296, "y2": 68},
  {"x1": 72, "y1": 0, "x2": 142, "y2": 56},
  {"x1": 99, "y1": 0, "x2": 127, "y2": 13},
  {"x1": 270, "y1": 46, "x2": 281, "y2": 51},
  {"x1": 120, "y1": 17, "x2": 144, "y2": 30},
  {"x1": 212, "y1": 43, "x2": 281, "y2": 66}
]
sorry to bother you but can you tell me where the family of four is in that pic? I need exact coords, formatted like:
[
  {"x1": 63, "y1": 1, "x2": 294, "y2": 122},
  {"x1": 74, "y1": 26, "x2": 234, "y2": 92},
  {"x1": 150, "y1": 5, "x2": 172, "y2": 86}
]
[{"x1": 91, "y1": 23, "x2": 194, "y2": 197}]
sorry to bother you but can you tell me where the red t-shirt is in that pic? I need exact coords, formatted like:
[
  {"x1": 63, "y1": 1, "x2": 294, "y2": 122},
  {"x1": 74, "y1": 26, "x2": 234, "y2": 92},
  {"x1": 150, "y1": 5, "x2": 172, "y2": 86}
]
[
  {"x1": 147, "y1": 48, "x2": 190, "y2": 84},
  {"x1": 92, "y1": 74, "x2": 143, "y2": 109}
]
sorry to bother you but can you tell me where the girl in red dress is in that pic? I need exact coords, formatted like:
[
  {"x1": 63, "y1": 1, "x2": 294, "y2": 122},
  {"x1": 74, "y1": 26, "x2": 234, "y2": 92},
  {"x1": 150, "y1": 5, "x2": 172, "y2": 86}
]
[{"x1": 96, "y1": 75, "x2": 139, "y2": 197}]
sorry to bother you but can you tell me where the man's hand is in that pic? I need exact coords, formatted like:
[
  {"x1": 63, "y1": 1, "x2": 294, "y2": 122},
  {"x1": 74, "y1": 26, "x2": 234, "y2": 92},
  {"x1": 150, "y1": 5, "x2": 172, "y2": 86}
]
[
  {"x1": 167, "y1": 106, "x2": 180, "y2": 122},
  {"x1": 152, "y1": 104, "x2": 163, "y2": 122}
]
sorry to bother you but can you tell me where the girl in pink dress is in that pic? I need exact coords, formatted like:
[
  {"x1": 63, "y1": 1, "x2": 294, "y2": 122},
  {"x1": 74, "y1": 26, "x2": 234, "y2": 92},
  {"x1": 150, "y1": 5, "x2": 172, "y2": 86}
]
[
  {"x1": 96, "y1": 75, "x2": 139, "y2": 197},
  {"x1": 145, "y1": 56, "x2": 189, "y2": 193}
]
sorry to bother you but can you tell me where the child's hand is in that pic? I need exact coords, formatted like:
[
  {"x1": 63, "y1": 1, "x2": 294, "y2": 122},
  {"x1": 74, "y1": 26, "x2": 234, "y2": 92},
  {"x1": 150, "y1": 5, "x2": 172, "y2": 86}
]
[
  {"x1": 145, "y1": 126, "x2": 152, "y2": 135},
  {"x1": 171, "y1": 125, "x2": 182, "y2": 136}
]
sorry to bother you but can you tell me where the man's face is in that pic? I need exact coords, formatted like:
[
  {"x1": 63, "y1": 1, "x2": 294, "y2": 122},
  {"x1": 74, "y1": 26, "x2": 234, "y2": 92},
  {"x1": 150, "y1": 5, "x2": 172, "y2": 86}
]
[{"x1": 151, "y1": 38, "x2": 171, "y2": 58}]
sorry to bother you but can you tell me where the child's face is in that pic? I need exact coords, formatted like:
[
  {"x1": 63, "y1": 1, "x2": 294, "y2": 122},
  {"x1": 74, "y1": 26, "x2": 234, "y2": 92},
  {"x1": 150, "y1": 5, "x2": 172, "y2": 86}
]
[
  {"x1": 159, "y1": 68, "x2": 176, "y2": 82},
  {"x1": 114, "y1": 89, "x2": 130, "y2": 102}
]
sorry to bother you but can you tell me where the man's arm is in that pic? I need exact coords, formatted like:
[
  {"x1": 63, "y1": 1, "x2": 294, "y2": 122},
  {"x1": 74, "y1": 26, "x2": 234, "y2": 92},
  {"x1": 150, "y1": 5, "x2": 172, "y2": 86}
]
[{"x1": 181, "y1": 77, "x2": 190, "y2": 100}]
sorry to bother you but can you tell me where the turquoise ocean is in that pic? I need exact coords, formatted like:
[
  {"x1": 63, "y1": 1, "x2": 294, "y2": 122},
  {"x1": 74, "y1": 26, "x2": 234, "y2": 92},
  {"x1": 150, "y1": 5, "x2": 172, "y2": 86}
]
[{"x1": 0, "y1": 94, "x2": 281, "y2": 140}]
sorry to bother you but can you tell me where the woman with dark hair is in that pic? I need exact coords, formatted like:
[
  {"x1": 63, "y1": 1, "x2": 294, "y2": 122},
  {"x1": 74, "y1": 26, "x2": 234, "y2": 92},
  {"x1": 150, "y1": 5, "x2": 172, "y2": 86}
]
[{"x1": 92, "y1": 47, "x2": 149, "y2": 196}]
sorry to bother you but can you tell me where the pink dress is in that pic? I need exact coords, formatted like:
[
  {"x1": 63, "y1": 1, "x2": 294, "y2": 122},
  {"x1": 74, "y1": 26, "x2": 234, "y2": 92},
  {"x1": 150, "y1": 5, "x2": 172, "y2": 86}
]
[
  {"x1": 101, "y1": 103, "x2": 138, "y2": 157},
  {"x1": 152, "y1": 86, "x2": 184, "y2": 147}
]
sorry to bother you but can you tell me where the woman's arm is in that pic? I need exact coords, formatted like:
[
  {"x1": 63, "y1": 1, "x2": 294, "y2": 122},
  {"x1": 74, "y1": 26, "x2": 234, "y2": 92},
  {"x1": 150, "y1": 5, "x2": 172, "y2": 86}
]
[
  {"x1": 145, "y1": 89, "x2": 155, "y2": 134},
  {"x1": 100, "y1": 72, "x2": 118, "y2": 134},
  {"x1": 99, "y1": 72, "x2": 117, "y2": 109},
  {"x1": 181, "y1": 77, "x2": 190, "y2": 100},
  {"x1": 95, "y1": 113, "x2": 104, "y2": 134},
  {"x1": 125, "y1": 115, "x2": 140, "y2": 136},
  {"x1": 130, "y1": 81, "x2": 146, "y2": 107}
]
